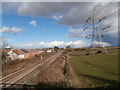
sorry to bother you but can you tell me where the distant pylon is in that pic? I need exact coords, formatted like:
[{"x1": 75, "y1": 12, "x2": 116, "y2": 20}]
[{"x1": 90, "y1": 8, "x2": 108, "y2": 54}]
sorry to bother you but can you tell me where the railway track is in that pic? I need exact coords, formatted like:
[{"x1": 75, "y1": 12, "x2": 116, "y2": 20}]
[{"x1": 0, "y1": 51, "x2": 63, "y2": 88}]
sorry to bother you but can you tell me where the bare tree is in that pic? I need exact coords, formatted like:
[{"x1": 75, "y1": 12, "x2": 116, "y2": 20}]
[{"x1": 0, "y1": 37, "x2": 12, "y2": 49}]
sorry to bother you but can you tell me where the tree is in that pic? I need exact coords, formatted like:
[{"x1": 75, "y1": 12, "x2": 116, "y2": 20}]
[
  {"x1": 2, "y1": 51, "x2": 8, "y2": 61},
  {"x1": 66, "y1": 45, "x2": 72, "y2": 52},
  {"x1": 0, "y1": 37, "x2": 12, "y2": 49},
  {"x1": 54, "y1": 46, "x2": 59, "y2": 51}
]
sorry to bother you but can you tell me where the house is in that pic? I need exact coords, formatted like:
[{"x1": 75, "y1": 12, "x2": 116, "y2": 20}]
[
  {"x1": 9, "y1": 49, "x2": 32, "y2": 60},
  {"x1": 13, "y1": 49, "x2": 25, "y2": 60},
  {"x1": 20, "y1": 49, "x2": 30, "y2": 59},
  {"x1": 7, "y1": 49, "x2": 19, "y2": 60},
  {"x1": 2, "y1": 49, "x2": 27, "y2": 60},
  {"x1": 2, "y1": 48, "x2": 44, "y2": 61}
]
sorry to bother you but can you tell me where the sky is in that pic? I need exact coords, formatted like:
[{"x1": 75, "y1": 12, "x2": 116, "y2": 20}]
[{"x1": 0, "y1": 0, "x2": 119, "y2": 48}]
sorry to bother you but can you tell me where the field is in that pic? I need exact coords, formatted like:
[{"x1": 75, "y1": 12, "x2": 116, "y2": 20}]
[{"x1": 68, "y1": 48, "x2": 119, "y2": 88}]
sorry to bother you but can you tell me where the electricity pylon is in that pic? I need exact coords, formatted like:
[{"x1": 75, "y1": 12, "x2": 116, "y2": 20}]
[{"x1": 84, "y1": 8, "x2": 109, "y2": 54}]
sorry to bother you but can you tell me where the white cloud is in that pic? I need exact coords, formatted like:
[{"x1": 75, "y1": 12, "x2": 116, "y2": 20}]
[
  {"x1": 29, "y1": 20, "x2": 37, "y2": 26},
  {"x1": 52, "y1": 15, "x2": 63, "y2": 20},
  {"x1": 15, "y1": 40, "x2": 91, "y2": 48},
  {"x1": 15, "y1": 40, "x2": 111, "y2": 48},
  {"x1": 0, "y1": 27, "x2": 22, "y2": 34},
  {"x1": 92, "y1": 41, "x2": 111, "y2": 47}
]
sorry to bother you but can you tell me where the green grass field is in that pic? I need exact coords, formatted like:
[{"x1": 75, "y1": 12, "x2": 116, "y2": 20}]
[{"x1": 68, "y1": 48, "x2": 119, "y2": 88}]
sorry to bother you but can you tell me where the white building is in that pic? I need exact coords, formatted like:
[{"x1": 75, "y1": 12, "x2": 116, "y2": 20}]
[
  {"x1": 18, "y1": 55, "x2": 25, "y2": 59},
  {"x1": 47, "y1": 49, "x2": 52, "y2": 53},
  {"x1": 7, "y1": 49, "x2": 25, "y2": 60},
  {"x1": 7, "y1": 49, "x2": 19, "y2": 60}
]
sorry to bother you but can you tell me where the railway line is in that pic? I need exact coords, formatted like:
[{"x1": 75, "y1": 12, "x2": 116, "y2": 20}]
[{"x1": 0, "y1": 51, "x2": 63, "y2": 88}]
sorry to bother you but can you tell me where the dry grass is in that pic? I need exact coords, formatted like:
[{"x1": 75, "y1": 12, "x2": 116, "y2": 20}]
[{"x1": 21, "y1": 53, "x2": 79, "y2": 88}]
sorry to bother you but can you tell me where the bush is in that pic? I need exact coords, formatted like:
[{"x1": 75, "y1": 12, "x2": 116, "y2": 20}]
[
  {"x1": 96, "y1": 50, "x2": 102, "y2": 54},
  {"x1": 54, "y1": 46, "x2": 59, "y2": 51},
  {"x1": 66, "y1": 46, "x2": 72, "y2": 52},
  {"x1": 86, "y1": 52, "x2": 89, "y2": 55}
]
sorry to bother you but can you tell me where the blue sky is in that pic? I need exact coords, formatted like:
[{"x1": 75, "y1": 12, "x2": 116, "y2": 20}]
[
  {"x1": 3, "y1": 14, "x2": 70, "y2": 43},
  {"x1": 2, "y1": 13, "x2": 86, "y2": 48},
  {"x1": 0, "y1": 2, "x2": 118, "y2": 48}
]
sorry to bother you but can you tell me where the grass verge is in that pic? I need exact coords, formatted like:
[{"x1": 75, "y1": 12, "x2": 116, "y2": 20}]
[{"x1": 68, "y1": 48, "x2": 119, "y2": 88}]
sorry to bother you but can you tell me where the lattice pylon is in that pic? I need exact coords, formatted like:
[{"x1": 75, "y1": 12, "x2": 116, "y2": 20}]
[
  {"x1": 90, "y1": 24, "x2": 108, "y2": 54},
  {"x1": 90, "y1": 9, "x2": 108, "y2": 54}
]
